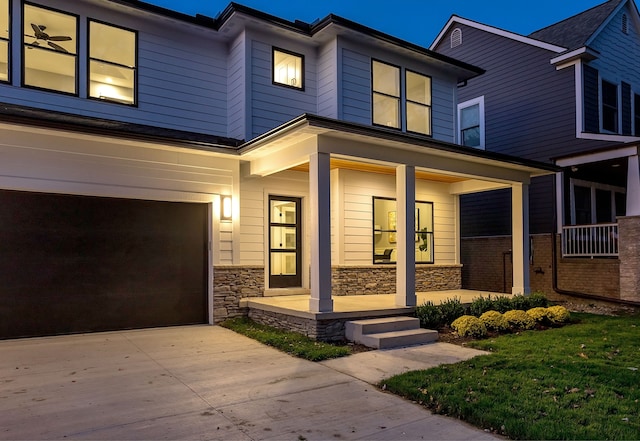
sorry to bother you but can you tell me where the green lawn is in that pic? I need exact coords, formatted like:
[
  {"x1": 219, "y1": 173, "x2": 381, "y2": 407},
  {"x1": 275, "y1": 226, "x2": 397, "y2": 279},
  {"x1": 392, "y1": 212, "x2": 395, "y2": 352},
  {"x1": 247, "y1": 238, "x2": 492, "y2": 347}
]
[{"x1": 381, "y1": 313, "x2": 640, "y2": 440}]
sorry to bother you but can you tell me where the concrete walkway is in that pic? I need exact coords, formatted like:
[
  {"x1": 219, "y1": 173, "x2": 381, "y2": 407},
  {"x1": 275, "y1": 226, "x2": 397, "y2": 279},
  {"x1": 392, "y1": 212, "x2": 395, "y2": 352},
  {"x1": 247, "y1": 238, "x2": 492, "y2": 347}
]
[{"x1": 0, "y1": 326, "x2": 497, "y2": 440}]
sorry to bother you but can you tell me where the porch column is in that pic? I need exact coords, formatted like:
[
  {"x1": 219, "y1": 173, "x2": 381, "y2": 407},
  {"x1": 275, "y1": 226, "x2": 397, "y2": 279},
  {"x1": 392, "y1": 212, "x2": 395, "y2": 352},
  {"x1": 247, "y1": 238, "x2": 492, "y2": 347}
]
[
  {"x1": 512, "y1": 182, "x2": 531, "y2": 295},
  {"x1": 309, "y1": 152, "x2": 333, "y2": 313},
  {"x1": 396, "y1": 165, "x2": 416, "y2": 307},
  {"x1": 626, "y1": 155, "x2": 640, "y2": 216}
]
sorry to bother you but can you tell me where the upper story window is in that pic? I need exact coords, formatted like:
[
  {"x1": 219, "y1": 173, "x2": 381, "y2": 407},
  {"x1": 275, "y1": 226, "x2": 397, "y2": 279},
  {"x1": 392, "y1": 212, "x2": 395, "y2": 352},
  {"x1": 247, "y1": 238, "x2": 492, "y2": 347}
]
[
  {"x1": 450, "y1": 28, "x2": 462, "y2": 48},
  {"x1": 89, "y1": 20, "x2": 137, "y2": 105},
  {"x1": 23, "y1": 3, "x2": 77, "y2": 94},
  {"x1": 273, "y1": 47, "x2": 303, "y2": 90},
  {"x1": 601, "y1": 79, "x2": 618, "y2": 133},
  {"x1": 0, "y1": 0, "x2": 9, "y2": 82},
  {"x1": 372, "y1": 60, "x2": 400, "y2": 129},
  {"x1": 634, "y1": 94, "x2": 640, "y2": 136},
  {"x1": 458, "y1": 96, "x2": 485, "y2": 149},
  {"x1": 406, "y1": 70, "x2": 432, "y2": 135}
]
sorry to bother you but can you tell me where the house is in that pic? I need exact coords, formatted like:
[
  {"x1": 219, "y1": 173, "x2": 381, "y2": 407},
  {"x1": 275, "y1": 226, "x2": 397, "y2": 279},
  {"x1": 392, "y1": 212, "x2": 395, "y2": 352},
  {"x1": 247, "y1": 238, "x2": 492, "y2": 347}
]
[
  {"x1": 0, "y1": 0, "x2": 556, "y2": 340},
  {"x1": 431, "y1": 0, "x2": 640, "y2": 305}
]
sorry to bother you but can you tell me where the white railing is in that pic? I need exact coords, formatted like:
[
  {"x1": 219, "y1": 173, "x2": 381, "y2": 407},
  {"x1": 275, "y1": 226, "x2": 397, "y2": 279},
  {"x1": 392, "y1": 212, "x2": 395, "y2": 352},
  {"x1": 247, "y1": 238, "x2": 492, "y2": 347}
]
[{"x1": 561, "y1": 223, "x2": 619, "y2": 258}]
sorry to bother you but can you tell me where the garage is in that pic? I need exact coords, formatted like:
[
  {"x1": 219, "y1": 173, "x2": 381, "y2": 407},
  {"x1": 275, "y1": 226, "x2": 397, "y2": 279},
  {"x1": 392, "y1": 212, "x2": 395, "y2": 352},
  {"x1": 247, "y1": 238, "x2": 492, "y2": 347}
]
[{"x1": 0, "y1": 189, "x2": 209, "y2": 339}]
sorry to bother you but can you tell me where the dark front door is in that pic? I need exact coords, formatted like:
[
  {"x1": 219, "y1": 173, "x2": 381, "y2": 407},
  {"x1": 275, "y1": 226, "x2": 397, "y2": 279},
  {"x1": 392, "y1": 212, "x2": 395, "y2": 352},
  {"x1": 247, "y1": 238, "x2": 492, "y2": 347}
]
[
  {"x1": 0, "y1": 190, "x2": 208, "y2": 339},
  {"x1": 268, "y1": 196, "x2": 302, "y2": 288}
]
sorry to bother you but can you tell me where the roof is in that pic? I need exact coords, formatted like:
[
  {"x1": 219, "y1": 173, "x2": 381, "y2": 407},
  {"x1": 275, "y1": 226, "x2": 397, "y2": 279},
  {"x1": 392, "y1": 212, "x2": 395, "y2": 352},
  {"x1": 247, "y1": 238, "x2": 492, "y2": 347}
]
[{"x1": 528, "y1": 0, "x2": 625, "y2": 50}]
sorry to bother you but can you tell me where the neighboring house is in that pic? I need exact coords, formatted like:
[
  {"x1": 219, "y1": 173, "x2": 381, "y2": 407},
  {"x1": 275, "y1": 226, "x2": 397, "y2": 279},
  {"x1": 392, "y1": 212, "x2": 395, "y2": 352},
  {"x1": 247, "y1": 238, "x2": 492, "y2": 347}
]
[
  {"x1": 431, "y1": 0, "x2": 640, "y2": 304},
  {"x1": 0, "y1": 0, "x2": 555, "y2": 340}
]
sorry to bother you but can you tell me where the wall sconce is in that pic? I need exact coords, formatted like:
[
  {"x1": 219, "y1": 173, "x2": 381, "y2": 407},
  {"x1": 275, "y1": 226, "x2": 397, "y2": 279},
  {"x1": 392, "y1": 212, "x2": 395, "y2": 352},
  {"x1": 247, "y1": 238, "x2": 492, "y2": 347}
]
[{"x1": 220, "y1": 195, "x2": 232, "y2": 221}]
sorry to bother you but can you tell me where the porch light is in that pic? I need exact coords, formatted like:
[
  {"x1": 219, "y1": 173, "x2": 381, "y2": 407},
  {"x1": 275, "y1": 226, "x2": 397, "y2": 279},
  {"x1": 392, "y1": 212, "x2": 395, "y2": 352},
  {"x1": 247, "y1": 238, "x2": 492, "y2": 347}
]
[{"x1": 221, "y1": 195, "x2": 232, "y2": 221}]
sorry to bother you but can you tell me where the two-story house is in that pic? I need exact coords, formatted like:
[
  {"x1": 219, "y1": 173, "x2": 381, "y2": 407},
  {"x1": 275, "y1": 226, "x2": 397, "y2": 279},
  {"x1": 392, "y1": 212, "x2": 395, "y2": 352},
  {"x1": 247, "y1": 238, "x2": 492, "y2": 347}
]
[
  {"x1": 0, "y1": 0, "x2": 555, "y2": 340},
  {"x1": 431, "y1": 0, "x2": 640, "y2": 305}
]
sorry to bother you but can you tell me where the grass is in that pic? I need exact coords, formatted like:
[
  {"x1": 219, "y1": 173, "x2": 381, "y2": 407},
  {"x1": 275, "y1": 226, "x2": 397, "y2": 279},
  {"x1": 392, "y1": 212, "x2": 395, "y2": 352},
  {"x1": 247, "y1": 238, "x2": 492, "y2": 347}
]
[
  {"x1": 381, "y1": 313, "x2": 640, "y2": 440},
  {"x1": 221, "y1": 317, "x2": 352, "y2": 361}
]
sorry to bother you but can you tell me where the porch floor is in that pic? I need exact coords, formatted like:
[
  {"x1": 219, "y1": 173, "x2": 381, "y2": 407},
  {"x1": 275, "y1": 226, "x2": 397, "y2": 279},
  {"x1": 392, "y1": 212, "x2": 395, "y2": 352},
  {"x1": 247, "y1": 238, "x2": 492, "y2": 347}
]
[{"x1": 241, "y1": 289, "x2": 508, "y2": 320}]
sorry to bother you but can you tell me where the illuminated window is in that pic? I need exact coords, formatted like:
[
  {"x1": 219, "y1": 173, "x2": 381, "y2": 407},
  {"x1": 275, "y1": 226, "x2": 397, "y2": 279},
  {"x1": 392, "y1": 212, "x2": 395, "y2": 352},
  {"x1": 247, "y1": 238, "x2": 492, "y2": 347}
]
[
  {"x1": 372, "y1": 60, "x2": 400, "y2": 129},
  {"x1": 406, "y1": 70, "x2": 431, "y2": 135},
  {"x1": 0, "y1": 0, "x2": 9, "y2": 82},
  {"x1": 273, "y1": 47, "x2": 303, "y2": 90},
  {"x1": 23, "y1": 3, "x2": 77, "y2": 94},
  {"x1": 89, "y1": 20, "x2": 136, "y2": 105}
]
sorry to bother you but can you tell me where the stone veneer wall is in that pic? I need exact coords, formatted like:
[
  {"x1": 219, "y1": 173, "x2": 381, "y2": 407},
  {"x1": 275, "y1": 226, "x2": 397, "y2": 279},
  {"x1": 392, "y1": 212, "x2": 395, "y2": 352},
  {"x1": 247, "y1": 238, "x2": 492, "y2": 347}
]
[
  {"x1": 212, "y1": 265, "x2": 264, "y2": 322},
  {"x1": 331, "y1": 265, "x2": 462, "y2": 296},
  {"x1": 618, "y1": 216, "x2": 640, "y2": 302}
]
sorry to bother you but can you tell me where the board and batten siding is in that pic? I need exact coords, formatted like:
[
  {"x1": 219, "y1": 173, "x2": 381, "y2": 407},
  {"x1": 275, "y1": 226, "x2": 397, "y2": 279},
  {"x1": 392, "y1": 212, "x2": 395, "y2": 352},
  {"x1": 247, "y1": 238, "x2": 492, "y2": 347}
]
[{"x1": 4, "y1": 0, "x2": 229, "y2": 137}]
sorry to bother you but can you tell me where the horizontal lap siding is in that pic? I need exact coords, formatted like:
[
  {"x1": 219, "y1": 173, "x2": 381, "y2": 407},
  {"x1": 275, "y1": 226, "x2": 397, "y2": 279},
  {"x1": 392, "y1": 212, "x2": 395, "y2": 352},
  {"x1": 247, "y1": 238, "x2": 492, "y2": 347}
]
[
  {"x1": 318, "y1": 41, "x2": 338, "y2": 119},
  {"x1": 341, "y1": 48, "x2": 371, "y2": 125},
  {"x1": 227, "y1": 32, "x2": 247, "y2": 140}
]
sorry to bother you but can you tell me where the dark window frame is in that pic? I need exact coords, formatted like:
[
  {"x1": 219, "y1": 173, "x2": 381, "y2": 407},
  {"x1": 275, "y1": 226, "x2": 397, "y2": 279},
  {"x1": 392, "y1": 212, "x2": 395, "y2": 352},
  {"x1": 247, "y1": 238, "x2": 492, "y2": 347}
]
[
  {"x1": 405, "y1": 68, "x2": 432, "y2": 137},
  {"x1": 371, "y1": 58, "x2": 401, "y2": 130},
  {"x1": 272, "y1": 46, "x2": 305, "y2": 91},
  {"x1": 601, "y1": 79, "x2": 618, "y2": 133}
]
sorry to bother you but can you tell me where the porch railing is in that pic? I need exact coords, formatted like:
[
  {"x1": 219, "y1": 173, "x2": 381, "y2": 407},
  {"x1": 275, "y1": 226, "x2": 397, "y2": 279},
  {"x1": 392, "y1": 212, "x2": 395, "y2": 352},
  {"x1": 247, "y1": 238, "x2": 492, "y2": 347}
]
[{"x1": 561, "y1": 223, "x2": 619, "y2": 258}]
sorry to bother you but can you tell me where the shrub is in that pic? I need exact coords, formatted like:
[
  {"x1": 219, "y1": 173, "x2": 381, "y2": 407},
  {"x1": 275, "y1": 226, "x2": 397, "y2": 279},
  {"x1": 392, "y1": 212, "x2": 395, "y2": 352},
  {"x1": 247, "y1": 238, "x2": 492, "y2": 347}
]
[
  {"x1": 416, "y1": 301, "x2": 443, "y2": 329},
  {"x1": 439, "y1": 297, "x2": 466, "y2": 325},
  {"x1": 528, "y1": 292, "x2": 550, "y2": 308},
  {"x1": 468, "y1": 296, "x2": 496, "y2": 317},
  {"x1": 451, "y1": 315, "x2": 487, "y2": 338},
  {"x1": 503, "y1": 309, "x2": 535, "y2": 330},
  {"x1": 493, "y1": 295, "x2": 513, "y2": 313},
  {"x1": 526, "y1": 307, "x2": 551, "y2": 323},
  {"x1": 547, "y1": 305, "x2": 570, "y2": 324},
  {"x1": 479, "y1": 310, "x2": 509, "y2": 331},
  {"x1": 510, "y1": 294, "x2": 531, "y2": 311}
]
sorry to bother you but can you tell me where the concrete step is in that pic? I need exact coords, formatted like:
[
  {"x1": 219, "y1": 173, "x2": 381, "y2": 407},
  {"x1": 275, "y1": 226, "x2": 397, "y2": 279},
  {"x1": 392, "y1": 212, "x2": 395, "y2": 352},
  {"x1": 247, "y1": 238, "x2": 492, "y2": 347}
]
[
  {"x1": 345, "y1": 316, "x2": 420, "y2": 341},
  {"x1": 345, "y1": 316, "x2": 438, "y2": 349},
  {"x1": 359, "y1": 328, "x2": 439, "y2": 350}
]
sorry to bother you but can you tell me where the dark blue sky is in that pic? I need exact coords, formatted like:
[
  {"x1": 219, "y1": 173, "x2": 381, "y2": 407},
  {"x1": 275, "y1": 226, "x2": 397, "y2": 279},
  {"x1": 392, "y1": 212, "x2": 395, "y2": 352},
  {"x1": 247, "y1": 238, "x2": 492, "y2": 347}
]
[{"x1": 145, "y1": 0, "x2": 605, "y2": 46}]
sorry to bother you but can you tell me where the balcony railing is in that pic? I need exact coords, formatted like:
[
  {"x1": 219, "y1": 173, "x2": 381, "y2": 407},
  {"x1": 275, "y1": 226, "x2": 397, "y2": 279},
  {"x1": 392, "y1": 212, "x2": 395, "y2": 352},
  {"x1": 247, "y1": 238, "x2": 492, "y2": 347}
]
[{"x1": 561, "y1": 223, "x2": 619, "y2": 258}]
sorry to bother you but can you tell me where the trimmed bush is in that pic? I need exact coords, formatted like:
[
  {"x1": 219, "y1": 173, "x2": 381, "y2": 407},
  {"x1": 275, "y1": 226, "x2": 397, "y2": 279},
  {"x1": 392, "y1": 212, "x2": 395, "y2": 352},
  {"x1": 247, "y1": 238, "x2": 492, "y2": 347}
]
[
  {"x1": 479, "y1": 310, "x2": 509, "y2": 331},
  {"x1": 439, "y1": 297, "x2": 466, "y2": 325},
  {"x1": 547, "y1": 305, "x2": 570, "y2": 324},
  {"x1": 451, "y1": 315, "x2": 487, "y2": 338},
  {"x1": 493, "y1": 296, "x2": 513, "y2": 313},
  {"x1": 528, "y1": 292, "x2": 550, "y2": 308},
  {"x1": 416, "y1": 301, "x2": 442, "y2": 329},
  {"x1": 526, "y1": 307, "x2": 551, "y2": 323},
  {"x1": 468, "y1": 296, "x2": 496, "y2": 317},
  {"x1": 503, "y1": 309, "x2": 535, "y2": 330}
]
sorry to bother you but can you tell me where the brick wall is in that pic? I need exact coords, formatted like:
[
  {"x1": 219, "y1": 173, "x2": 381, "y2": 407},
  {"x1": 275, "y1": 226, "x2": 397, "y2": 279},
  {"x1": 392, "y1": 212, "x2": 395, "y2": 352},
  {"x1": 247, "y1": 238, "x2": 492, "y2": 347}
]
[{"x1": 619, "y1": 216, "x2": 640, "y2": 302}]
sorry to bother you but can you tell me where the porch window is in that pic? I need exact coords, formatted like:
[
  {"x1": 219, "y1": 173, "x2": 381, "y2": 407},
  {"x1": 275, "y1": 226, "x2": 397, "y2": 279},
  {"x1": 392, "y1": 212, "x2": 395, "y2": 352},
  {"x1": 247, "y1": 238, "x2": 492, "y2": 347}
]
[
  {"x1": 569, "y1": 178, "x2": 625, "y2": 225},
  {"x1": 23, "y1": 3, "x2": 77, "y2": 94},
  {"x1": 405, "y1": 70, "x2": 431, "y2": 135},
  {"x1": 372, "y1": 197, "x2": 434, "y2": 264},
  {"x1": 458, "y1": 96, "x2": 485, "y2": 149},
  {"x1": 634, "y1": 93, "x2": 640, "y2": 136},
  {"x1": 273, "y1": 47, "x2": 303, "y2": 90},
  {"x1": 0, "y1": 0, "x2": 8, "y2": 82},
  {"x1": 89, "y1": 20, "x2": 137, "y2": 105},
  {"x1": 372, "y1": 60, "x2": 400, "y2": 129},
  {"x1": 601, "y1": 79, "x2": 618, "y2": 133}
]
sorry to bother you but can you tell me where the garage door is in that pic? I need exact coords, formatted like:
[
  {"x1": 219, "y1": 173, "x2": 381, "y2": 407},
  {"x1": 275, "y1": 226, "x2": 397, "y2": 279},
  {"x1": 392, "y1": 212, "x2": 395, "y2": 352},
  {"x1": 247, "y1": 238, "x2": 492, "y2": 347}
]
[{"x1": 0, "y1": 190, "x2": 208, "y2": 339}]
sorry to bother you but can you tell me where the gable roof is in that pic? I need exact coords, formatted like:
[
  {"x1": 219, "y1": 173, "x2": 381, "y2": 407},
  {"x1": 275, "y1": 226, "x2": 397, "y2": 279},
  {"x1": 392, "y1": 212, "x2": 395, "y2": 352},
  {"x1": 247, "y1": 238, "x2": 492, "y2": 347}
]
[{"x1": 528, "y1": 0, "x2": 625, "y2": 50}]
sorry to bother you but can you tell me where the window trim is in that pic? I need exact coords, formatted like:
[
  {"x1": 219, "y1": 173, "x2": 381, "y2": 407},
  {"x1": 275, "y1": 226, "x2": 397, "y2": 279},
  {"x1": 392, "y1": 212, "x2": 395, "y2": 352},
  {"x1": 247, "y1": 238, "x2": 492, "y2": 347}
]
[
  {"x1": 405, "y1": 68, "x2": 432, "y2": 136},
  {"x1": 0, "y1": 0, "x2": 10, "y2": 84},
  {"x1": 457, "y1": 96, "x2": 485, "y2": 149},
  {"x1": 272, "y1": 46, "x2": 304, "y2": 91},
  {"x1": 371, "y1": 58, "x2": 401, "y2": 130},
  {"x1": 87, "y1": 18, "x2": 138, "y2": 106},
  {"x1": 600, "y1": 78, "x2": 619, "y2": 133}
]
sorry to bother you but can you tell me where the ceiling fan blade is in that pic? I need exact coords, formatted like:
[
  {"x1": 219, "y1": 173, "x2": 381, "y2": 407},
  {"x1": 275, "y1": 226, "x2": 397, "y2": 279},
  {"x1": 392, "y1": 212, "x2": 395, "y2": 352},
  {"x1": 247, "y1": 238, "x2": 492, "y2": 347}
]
[
  {"x1": 47, "y1": 41, "x2": 68, "y2": 53},
  {"x1": 30, "y1": 23, "x2": 43, "y2": 38},
  {"x1": 48, "y1": 36, "x2": 72, "y2": 41}
]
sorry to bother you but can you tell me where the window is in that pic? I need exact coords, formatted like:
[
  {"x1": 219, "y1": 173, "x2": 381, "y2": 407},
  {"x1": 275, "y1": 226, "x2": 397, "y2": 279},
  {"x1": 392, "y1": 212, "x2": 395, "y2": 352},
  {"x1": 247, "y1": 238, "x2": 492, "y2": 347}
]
[
  {"x1": 458, "y1": 96, "x2": 485, "y2": 149},
  {"x1": 372, "y1": 60, "x2": 400, "y2": 129},
  {"x1": 601, "y1": 80, "x2": 618, "y2": 133},
  {"x1": 89, "y1": 20, "x2": 136, "y2": 105},
  {"x1": 450, "y1": 28, "x2": 462, "y2": 48},
  {"x1": 372, "y1": 197, "x2": 434, "y2": 264},
  {"x1": 0, "y1": 0, "x2": 9, "y2": 82},
  {"x1": 570, "y1": 178, "x2": 625, "y2": 225},
  {"x1": 23, "y1": 3, "x2": 77, "y2": 94},
  {"x1": 406, "y1": 70, "x2": 431, "y2": 135},
  {"x1": 634, "y1": 94, "x2": 640, "y2": 136},
  {"x1": 272, "y1": 47, "x2": 303, "y2": 90},
  {"x1": 268, "y1": 196, "x2": 302, "y2": 288}
]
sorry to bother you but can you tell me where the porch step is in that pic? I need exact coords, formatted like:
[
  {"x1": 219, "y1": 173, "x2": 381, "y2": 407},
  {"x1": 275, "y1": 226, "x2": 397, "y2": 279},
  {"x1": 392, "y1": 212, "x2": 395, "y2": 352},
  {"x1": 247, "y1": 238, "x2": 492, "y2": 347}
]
[{"x1": 345, "y1": 316, "x2": 438, "y2": 349}]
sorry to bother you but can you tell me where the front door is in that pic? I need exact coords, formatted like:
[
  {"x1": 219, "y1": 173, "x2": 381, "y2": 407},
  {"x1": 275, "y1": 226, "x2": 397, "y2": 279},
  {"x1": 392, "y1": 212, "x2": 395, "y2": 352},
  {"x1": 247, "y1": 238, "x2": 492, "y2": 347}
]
[{"x1": 269, "y1": 196, "x2": 302, "y2": 288}]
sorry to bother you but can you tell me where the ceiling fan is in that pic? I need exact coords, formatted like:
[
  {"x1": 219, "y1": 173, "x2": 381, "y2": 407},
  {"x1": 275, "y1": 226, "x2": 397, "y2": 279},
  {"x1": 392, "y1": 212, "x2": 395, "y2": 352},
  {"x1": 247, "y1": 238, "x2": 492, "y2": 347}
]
[{"x1": 26, "y1": 23, "x2": 72, "y2": 53}]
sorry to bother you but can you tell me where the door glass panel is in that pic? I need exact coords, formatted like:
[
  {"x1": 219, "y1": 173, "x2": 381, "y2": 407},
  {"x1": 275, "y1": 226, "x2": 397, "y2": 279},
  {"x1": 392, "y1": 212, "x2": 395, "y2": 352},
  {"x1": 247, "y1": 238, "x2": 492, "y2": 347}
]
[
  {"x1": 271, "y1": 200, "x2": 296, "y2": 224},
  {"x1": 270, "y1": 253, "x2": 297, "y2": 276},
  {"x1": 270, "y1": 226, "x2": 296, "y2": 249}
]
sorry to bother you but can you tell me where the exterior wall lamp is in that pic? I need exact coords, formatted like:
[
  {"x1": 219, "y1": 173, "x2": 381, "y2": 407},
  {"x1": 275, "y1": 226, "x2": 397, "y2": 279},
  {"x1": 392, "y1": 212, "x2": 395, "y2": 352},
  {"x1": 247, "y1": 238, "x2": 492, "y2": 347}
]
[{"x1": 221, "y1": 195, "x2": 232, "y2": 221}]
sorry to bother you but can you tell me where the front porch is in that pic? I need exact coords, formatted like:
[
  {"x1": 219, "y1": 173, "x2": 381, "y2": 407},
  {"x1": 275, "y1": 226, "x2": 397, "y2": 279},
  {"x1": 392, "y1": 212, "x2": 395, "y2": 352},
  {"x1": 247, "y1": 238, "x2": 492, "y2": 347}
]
[{"x1": 240, "y1": 289, "x2": 507, "y2": 341}]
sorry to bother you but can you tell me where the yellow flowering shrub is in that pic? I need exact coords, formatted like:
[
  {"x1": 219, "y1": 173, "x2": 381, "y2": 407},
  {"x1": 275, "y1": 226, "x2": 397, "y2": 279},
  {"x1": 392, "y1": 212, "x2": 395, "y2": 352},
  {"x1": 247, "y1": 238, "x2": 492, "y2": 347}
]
[
  {"x1": 546, "y1": 305, "x2": 570, "y2": 324},
  {"x1": 451, "y1": 315, "x2": 487, "y2": 337},
  {"x1": 479, "y1": 310, "x2": 509, "y2": 331},
  {"x1": 503, "y1": 309, "x2": 535, "y2": 330},
  {"x1": 526, "y1": 307, "x2": 550, "y2": 323}
]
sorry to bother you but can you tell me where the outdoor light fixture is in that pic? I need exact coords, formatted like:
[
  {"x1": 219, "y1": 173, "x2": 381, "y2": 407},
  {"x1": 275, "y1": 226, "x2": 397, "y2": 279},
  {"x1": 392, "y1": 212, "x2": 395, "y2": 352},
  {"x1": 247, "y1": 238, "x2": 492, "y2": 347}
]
[{"x1": 221, "y1": 195, "x2": 232, "y2": 221}]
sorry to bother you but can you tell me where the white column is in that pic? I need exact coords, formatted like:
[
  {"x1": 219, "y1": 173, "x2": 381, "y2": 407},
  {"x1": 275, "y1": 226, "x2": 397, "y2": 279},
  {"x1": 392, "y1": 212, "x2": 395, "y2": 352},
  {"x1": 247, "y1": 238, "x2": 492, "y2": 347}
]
[
  {"x1": 555, "y1": 172, "x2": 564, "y2": 234},
  {"x1": 309, "y1": 152, "x2": 333, "y2": 313},
  {"x1": 396, "y1": 165, "x2": 416, "y2": 307},
  {"x1": 627, "y1": 155, "x2": 640, "y2": 216},
  {"x1": 512, "y1": 182, "x2": 531, "y2": 295}
]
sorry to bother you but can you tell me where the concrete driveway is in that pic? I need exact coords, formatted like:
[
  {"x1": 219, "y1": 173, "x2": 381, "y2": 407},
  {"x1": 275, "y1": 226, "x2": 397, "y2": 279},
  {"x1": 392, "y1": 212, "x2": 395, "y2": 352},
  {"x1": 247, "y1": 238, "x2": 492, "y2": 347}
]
[{"x1": 0, "y1": 326, "x2": 497, "y2": 440}]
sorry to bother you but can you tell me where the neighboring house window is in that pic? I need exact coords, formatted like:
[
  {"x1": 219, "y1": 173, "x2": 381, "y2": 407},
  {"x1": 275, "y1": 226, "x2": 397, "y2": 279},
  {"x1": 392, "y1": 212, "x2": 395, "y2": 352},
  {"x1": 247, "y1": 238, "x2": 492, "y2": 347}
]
[
  {"x1": 89, "y1": 20, "x2": 137, "y2": 105},
  {"x1": 272, "y1": 47, "x2": 303, "y2": 90},
  {"x1": 0, "y1": 0, "x2": 9, "y2": 82},
  {"x1": 23, "y1": 3, "x2": 77, "y2": 94},
  {"x1": 635, "y1": 93, "x2": 640, "y2": 136},
  {"x1": 458, "y1": 96, "x2": 485, "y2": 149},
  {"x1": 601, "y1": 79, "x2": 618, "y2": 133},
  {"x1": 372, "y1": 60, "x2": 400, "y2": 129},
  {"x1": 570, "y1": 178, "x2": 625, "y2": 225},
  {"x1": 405, "y1": 70, "x2": 432, "y2": 135},
  {"x1": 372, "y1": 197, "x2": 434, "y2": 264},
  {"x1": 450, "y1": 28, "x2": 462, "y2": 48}
]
